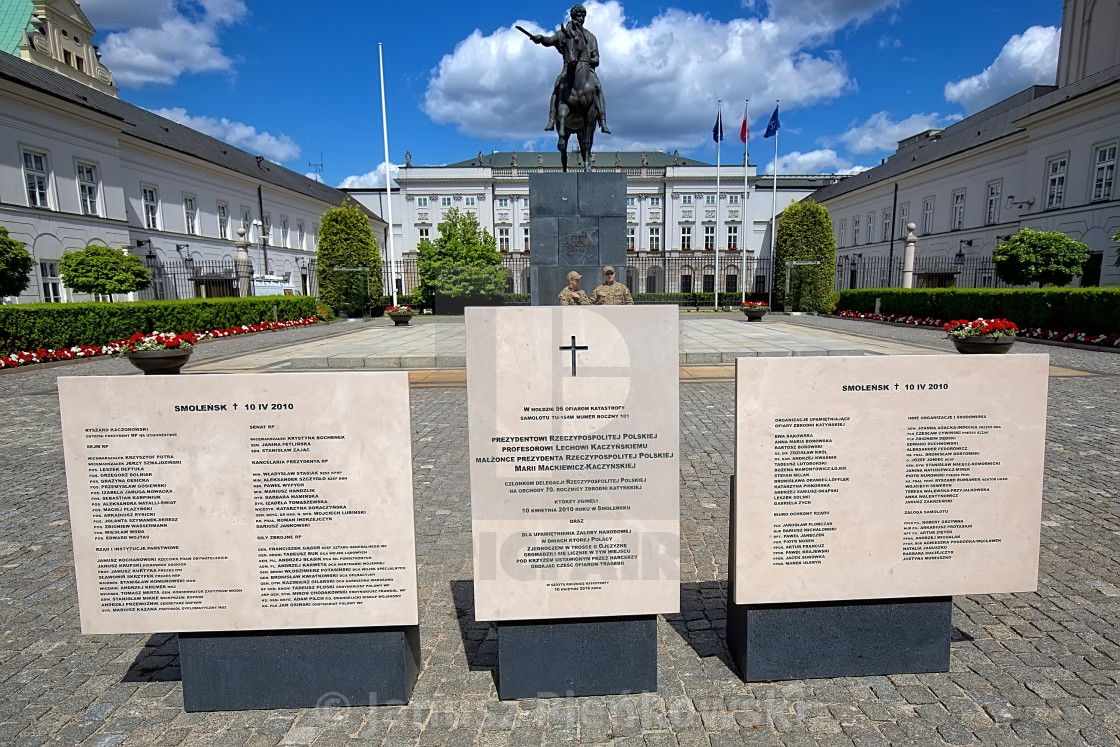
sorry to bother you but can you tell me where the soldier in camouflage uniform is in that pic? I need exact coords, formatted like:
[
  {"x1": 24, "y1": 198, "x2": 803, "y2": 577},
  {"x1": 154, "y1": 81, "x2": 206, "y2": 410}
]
[
  {"x1": 558, "y1": 270, "x2": 591, "y2": 305},
  {"x1": 590, "y1": 265, "x2": 633, "y2": 305}
]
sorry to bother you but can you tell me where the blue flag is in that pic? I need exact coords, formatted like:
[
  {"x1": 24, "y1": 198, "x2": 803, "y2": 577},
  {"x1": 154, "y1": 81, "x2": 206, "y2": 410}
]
[
  {"x1": 712, "y1": 109, "x2": 723, "y2": 143},
  {"x1": 764, "y1": 106, "x2": 780, "y2": 138}
]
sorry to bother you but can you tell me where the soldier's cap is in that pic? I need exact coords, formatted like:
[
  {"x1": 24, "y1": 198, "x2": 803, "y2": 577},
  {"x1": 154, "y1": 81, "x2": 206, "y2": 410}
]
[
  {"x1": 603, "y1": 265, "x2": 615, "y2": 274},
  {"x1": 566, "y1": 271, "x2": 582, "y2": 280}
]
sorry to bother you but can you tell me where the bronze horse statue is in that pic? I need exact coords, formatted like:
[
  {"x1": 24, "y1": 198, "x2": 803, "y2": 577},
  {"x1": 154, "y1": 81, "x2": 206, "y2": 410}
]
[{"x1": 554, "y1": 55, "x2": 599, "y2": 172}]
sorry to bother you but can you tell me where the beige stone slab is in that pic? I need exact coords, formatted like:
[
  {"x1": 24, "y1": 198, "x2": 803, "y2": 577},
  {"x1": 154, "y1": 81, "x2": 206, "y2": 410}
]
[
  {"x1": 59, "y1": 372, "x2": 418, "y2": 634},
  {"x1": 466, "y1": 306, "x2": 680, "y2": 622},
  {"x1": 733, "y1": 354, "x2": 1048, "y2": 605}
]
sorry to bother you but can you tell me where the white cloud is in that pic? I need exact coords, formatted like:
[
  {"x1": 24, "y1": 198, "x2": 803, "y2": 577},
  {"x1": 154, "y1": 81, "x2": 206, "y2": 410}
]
[
  {"x1": 764, "y1": 149, "x2": 870, "y2": 175},
  {"x1": 423, "y1": 0, "x2": 902, "y2": 151},
  {"x1": 151, "y1": 107, "x2": 300, "y2": 162},
  {"x1": 835, "y1": 111, "x2": 961, "y2": 154},
  {"x1": 877, "y1": 35, "x2": 901, "y2": 49},
  {"x1": 82, "y1": 0, "x2": 248, "y2": 87},
  {"x1": 944, "y1": 26, "x2": 1059, "y2": 114},
  {"x1": 338, "y1": 162, "x2": 401, "y2": 190},
  {"x1": 304, "y1": 172, "x2": 324, "y2": 183}
]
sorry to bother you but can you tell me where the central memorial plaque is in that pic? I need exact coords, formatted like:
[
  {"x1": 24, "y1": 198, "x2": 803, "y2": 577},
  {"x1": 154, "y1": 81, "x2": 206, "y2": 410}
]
[
  {"x1": 465, "y1": 306, "x2": 679, "y2": 698},
  {"x1": 466, "y1": 306, "x2": 679, "y2": 620}
]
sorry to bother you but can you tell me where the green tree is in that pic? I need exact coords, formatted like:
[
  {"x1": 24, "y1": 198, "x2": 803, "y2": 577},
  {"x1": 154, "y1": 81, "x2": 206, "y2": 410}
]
[
  {"x1": 0, "y1": 227, "x2": 33, "y2": 299},
  {"x1": 993, "y1": 228, "x2": 1090, "y2": 286},
  {"x1": 773, "y1": 200, "x2": 836, "y2": 312},
  {"x1": 316, "y1": 201, "x2": 383, "y2": 317},
  {"x1": 416, "y1": 207, "x2": 505, "y2": 308},
  {"x1": 58, "y1": 244, "x2": 150, "y2": 301}
]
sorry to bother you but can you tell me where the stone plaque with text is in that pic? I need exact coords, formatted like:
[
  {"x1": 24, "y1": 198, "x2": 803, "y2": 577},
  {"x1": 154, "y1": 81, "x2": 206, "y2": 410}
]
[
  {"x1": 734, "y1": 354, "x2": 1048, "y2": 605},
  {"x1": 60, "y1": 372, "x2": 418, "y2": 634},
  {"x1": 466, "y1": 306, "x2": 679, "y2": 621}
]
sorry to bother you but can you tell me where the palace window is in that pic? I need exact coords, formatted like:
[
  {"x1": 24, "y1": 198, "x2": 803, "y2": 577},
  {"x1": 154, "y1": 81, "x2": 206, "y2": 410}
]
[
  {"x1": 465, "y1": 196, "x2": 476, "y2": 207},
  {"x1": 729, "y1": 194, "x2": 740, "y2": 205},
  {"x1": 951, "y1": 190, "x2": 965, "y2": 230},
  {"x1": 705, "y1": 194, "x2": 715, "y2": 205},
  {"x1": 523, "y1": 226, "x2": 530, "y2": 251},
  {"x1": 498, "y1": 227, "x2": 510, "y2": 252},
  {"x1": 40, "y1": 261, "x2": 62, "y2": 302},
  {"x1": 23, "y1": 151, "x2": 49, "y2": 208},
  {"x1": 681, "y1": 194, "x2": 692, "y2": 205},
  {"x1": 416, "y1": 196, "x2": 428, "y2": 208},
  {"x1": 1045, "y1": 156, "x2": 1067, "y2": 209},
  {"x1": 297, "y1": 220, "x2": 305, "y2": 249},
  {"x1": 77, "y1": 163, "x2": 99, "y2": 216},
  {"x1": 217, "y1": 203, "x2": 229, "y2": 239},
  {"x1": 851, "y1": 216, "x2": 860, "y2": 245},
  {"x1": 648, "y1": 226, "x2": 661, "y2": 251},
  {"x1": 418, "y1": 228, "x2": 430, "y2": 242},
  {"x1": 142, "y1": 186, "x2": 159, "y2": 229},
  {"x1": 1092, "y1": 143, "x2": 1116, "y2": 202},
  {"x1": 626, "y1": 227, "x2": 635, "y2": 250},
  {"x1": 704, "y1": 225, "x2": 715, "y2": 250},
  {"x1": 881, "y1": 210, "x2": 891, "y2": 242},
  {"x1": 241, "y1": 207, "x2": 251, "y2": 232},
  {"x1": 898, "y1": 204, "x2": 909, "y2": 234},
  {"x1": 627, "y1": 196, "x2": 636, "y2": 207},
  {"x1": 441, "y1": 196, "x2": 452, "y2": 207},
  {"x1": 727, "y1": 225, "x2": 738, "y2": 249},
  {"x1": 649, "y1": 196, "x2": 661, "y2": 207},
  {"x1": 838, "y1": 219, "x2": 846, "y2": 248},
  {"x1": 184, "y1": 195, "x2": 198, "y2": 235},
  {"x1": 985, "y1": 182, "x2": 1001, "y2": 224},
  {"x1": 680, "y1": 225, "x2": 692, "y2": 250},
  {"x1": 281, "y1": 217, "x2": 289, "y2": 247},
  {"x1": 497, "y1": 197, "x2": 510, "y2": 208},
  {"x1": 922, "y1": 199, "x2": 934, "y2": 234}
]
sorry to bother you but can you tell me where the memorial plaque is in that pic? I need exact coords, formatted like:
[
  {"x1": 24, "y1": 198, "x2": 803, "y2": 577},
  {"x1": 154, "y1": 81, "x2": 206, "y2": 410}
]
[
  {"x1": 466, "y1": 306, "x2": 679, "y2": 621},
  {"x1": 734, "y1": 354, "x2": 1048, "y2": 605},
  {"x1": 60, "y1": 372, "x2": 418, "y2": 634}
]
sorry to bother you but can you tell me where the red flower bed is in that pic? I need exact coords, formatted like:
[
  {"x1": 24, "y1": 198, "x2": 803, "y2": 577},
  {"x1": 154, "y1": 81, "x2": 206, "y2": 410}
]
[
  {"x1": 0, "y1": 317, "x2": 319, "y2": 371},
  {"x1": 836, "y1": 310, "x2": 1120, "y2": 348}
]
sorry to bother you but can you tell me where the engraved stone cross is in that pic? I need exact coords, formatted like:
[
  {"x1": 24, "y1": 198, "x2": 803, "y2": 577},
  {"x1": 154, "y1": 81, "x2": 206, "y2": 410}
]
[{"x1": 558, "y1": 335, "x2": 589, "y2": 377}]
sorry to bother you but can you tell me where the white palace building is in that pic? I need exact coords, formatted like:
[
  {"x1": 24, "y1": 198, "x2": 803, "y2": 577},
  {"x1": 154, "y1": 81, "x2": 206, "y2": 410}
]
[
  {"x1": 348, "y1": 152, "x2": 832, "y2": 296},
  {"x1": 810, "y1": 0, "x2": 1120, "y2": 288},
  {"x1": 0, "y1": 0, "x2": 375, "y2": 304}
]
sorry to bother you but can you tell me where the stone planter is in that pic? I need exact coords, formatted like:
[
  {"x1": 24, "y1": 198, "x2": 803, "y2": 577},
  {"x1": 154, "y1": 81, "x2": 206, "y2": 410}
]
[
  {"x1": 950, "y1": 336, "x2": 1015, "y2": 354},
  {"x1": 388, "y1": 312, "x2": 413, "y2": 326},
  {"x1": 741, "y1": 308, "x2": 769, "y2": 321},
  {"x1": 126, "y1": 348, "x2": 193, "y2": 374}
]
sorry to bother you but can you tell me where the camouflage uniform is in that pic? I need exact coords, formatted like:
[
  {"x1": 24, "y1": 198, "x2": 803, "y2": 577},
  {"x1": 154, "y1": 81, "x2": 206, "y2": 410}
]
[
  {"x1": 591, "y1": 281, "x2": 633, "y2": 305},
  {"x1": 558, "y1": 286, "x2": 591, "y2": 305}
]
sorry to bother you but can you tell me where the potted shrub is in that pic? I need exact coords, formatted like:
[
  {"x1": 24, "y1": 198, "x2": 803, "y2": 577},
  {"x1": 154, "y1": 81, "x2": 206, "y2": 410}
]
[
  {"x1": 121, "y1": 332, "x2": 199, "y2": 374},
  {"x1": 740, "y1": 300, "x2": 770, "y2": 321},
  {"x1": 943, "y1": 318, "x2": 1017, "y2": 354}
]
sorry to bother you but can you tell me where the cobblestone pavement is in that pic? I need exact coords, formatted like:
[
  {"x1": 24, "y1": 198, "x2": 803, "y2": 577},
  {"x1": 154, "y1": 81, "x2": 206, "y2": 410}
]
[{"x1": 1, "y1": 318, "x2": 1119, "y2": 745}]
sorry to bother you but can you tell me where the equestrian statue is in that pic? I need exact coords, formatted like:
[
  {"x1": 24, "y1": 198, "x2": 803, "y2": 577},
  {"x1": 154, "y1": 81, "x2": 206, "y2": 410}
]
[{"x1": 518, "y1": 4, "x2": 610, "y2": 172}]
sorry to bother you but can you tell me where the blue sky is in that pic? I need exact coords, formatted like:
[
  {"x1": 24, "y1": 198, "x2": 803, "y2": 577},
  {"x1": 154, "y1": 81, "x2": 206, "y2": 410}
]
[{"x1": 80, "y1": 0, "x2": 1064, "y2": 188}]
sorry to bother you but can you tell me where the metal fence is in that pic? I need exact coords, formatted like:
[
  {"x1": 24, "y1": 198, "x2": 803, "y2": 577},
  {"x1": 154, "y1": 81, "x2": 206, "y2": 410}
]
[
  {"x1": 832, "y1": 256, "x2": 1012, "y2": 292},
  {"x1": 135, "y1": 258, "x2": 253, "y2": 302}
]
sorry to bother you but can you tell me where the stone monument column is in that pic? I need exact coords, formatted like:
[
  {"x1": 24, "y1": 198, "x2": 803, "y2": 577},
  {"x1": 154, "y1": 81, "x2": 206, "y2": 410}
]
[{"x1": 529, "y1": 172, "x2": 627, "y2": 305}]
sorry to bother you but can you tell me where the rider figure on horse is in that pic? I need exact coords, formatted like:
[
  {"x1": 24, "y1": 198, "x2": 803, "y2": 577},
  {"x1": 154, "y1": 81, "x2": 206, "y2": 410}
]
[{"x1": 529, "y1": 4, "x2": 610, "y2": 135}]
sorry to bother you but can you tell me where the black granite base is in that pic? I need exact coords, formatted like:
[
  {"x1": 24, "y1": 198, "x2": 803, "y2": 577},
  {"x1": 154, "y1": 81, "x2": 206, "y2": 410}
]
[
  {"x1": 726, "y1": 596, "x2": 952, "y2": 681},
  {"x1": 178, "y1": 625, "x2": 420, "y2": 711},
  {"x1": 726, "y1": 475, "x2": 952, "y2": 681},
  {"x1": 497, "y1": 615, "x2": 656, "y2": 699}
]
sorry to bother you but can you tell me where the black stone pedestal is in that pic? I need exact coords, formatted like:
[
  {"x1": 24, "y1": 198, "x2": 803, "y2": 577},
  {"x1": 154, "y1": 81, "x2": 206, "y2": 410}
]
[
  {"x1": 726, "y1": 476, "x2": 951, "y2": 681},
  {"x1": 497, "y1": 615, "x2": 656, "y2": 699},
  {"x1": 528, "y1": 172, "x2": 628, "y2": 306},
  {"x1": 178, "y1": 625, "x2": 420, "y2": 711}
]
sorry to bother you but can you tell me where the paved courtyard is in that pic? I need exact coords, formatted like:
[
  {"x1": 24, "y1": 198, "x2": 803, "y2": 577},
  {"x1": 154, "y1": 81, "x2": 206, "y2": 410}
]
[{"x1": 1, "y1": 315, "x2": 1118, "y2": 746}]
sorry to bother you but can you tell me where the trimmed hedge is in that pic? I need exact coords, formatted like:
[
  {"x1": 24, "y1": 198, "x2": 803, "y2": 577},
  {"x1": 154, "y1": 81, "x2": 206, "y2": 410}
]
[
  {"x1": 0, "y1": 296, "x2": 317, "y2": 354},
  {"x1": 834, "y1": 288, "x2": 1120, "y2": 333}
]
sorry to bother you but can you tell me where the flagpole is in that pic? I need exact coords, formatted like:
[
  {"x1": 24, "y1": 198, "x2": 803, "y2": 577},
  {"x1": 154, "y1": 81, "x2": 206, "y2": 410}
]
[
  {"x1": 715, "y1": 99, "x2": 721, "y2": 310},
  {"x1": 742, "y1": 98, "x2": 749, "y2": 304},
  {"x1": 378, "y1": 43, "x2": 398, "y2": 307},
  {"x1": 769, "y1": 99, "x2": 779, "y2": 310}
]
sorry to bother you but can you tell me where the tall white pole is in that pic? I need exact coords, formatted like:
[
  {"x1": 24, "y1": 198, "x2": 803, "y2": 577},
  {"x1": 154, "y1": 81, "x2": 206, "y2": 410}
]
[
  {"x1": 741, "y1": 98, "x2": 749, "y2": 304},
  {"x1": 768, "y1": 99, "x2": 779, "y2": 309},
  {"x1": 378, "y1": 43, "x2": 398, "y2": 307},
  {"x1": 714, "y1": 99, "x2": 721, "y2": 310}
]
